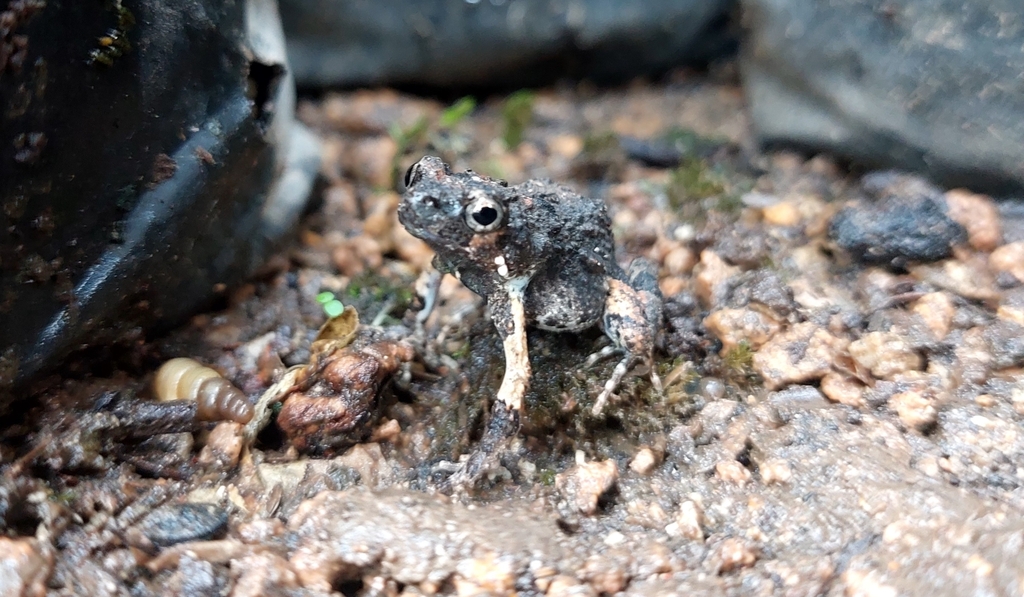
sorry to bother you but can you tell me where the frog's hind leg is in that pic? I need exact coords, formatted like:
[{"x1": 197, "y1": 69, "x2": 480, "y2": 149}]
[{"x1": 591, "y1": 259, "x2": 662, "y2": 415}]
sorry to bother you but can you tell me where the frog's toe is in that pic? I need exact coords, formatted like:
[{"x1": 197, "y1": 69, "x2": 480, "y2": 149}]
[
  {"x1": 591, "y1": 354, "x2": 636, "y2": 415},
  {"x1": 584, "y1": 343, "x2": 620, "y2": 368},
  {"x1": 650, "y1": 365, "x2": 664, "y2": 394}
]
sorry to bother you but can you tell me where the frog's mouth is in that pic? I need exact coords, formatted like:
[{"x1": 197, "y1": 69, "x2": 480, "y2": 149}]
[{"x1": 396, "y1": 201, "x2": 444, "y2": 246}]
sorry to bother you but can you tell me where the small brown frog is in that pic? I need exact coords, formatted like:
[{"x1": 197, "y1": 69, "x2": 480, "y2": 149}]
[{"x1": 398, "y1": 156, "x2": 662, "y2": 487}]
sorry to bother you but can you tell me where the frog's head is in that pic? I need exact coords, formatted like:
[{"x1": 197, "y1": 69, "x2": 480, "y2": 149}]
[{"x1": 398, "y1": 156, "x2": 518, "y2": 267}]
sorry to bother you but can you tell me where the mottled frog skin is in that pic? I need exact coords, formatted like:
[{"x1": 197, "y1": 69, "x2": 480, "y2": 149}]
[{"x1": 398, "y1": 156, "x2": 662, "y2": 488}]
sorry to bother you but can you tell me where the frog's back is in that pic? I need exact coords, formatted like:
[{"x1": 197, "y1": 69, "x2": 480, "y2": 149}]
[
  {"x1": 512, "y1": 179, "x2": 623, "y2": 332},
  {"x1": 513, "y1": 179, "x2": 618, "y2": 268}
]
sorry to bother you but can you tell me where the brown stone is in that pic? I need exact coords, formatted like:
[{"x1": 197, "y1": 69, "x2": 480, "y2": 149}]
[
  {"x1": 945, "y1": 189, "x2": 1002, "y2": 251},
  {"x1": 848, "y1": 332, "x2": 923, "y2": 379},
  {"x1": 704, "y1": 308, "x2": 782, "y2": 352},
  {"x1": 753, "y1": 322, "x2": 848, "y2": 390}
]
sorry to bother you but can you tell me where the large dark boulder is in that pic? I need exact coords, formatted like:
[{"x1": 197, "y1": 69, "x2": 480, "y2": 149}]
[
  {"x1": 280, "y1": 0, "x2": 736, "y2": 88},
  {"x1": 0, "y1": 1, "x2": 319, "y2": 403},
  {"x1": 741, "y1": 0, "x2": 1024, "y2": 196}
]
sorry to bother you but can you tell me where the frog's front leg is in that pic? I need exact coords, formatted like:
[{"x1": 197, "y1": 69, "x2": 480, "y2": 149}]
[
  {"x1": 492, "y1": 277, "x2": 531, "y2": 414},
  {"x1": 591, "y1": 259, "x2": 662, "y2": 415},
  {"x1": 443, "y1": 277, "x2": 530, "y2": 492}
]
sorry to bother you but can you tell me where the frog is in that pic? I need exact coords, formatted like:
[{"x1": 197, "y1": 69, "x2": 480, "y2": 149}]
[{"x1": 397, "y1": 155, "x2": 662, "y2": 488}]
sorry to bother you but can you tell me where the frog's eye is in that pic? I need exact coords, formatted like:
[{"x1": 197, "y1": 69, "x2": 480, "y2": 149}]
[
  {"x1": 464, "y1": 196, "x2": 504, "y2": 233},
  {"x1": 403, "y1": 162, "x2": 419, "y2": 188}
]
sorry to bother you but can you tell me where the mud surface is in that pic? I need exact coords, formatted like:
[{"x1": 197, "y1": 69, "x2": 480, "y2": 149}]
[{"x1": 2, "y1": 69, "x2": 1024, "y2": 596}]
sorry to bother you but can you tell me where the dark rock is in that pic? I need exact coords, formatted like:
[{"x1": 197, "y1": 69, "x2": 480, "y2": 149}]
[
  {"x1": 0, "y1": 1, "x2": 320, "y2": 403},
  {"x1": 661, "y1": 291, "x2": 714, "y2": 359},
  {"x1": 742, "y1": 0, "x2": 1024, "y2": 195},
  {"x1": 986, "y1": 321, "x2": 1024, "y2": 370},
  {"x1": 280, "y1": 0, "x2": 736, "y2": 88},
  {"x1": 712, "y1": 224, "x2": 774, "y2": 268},
  {"x1": 723, "y1": 269, "x2": 796, "y2": 318},
  {"x1": 829, "y1": 173, "x2": 966, "y2": 266},
  {"x1": 136, "y1": 502, "x2": 228, "y2": 547},
  {"x1": 619, "y1": 131, "x2": 731, "y2": 168}
]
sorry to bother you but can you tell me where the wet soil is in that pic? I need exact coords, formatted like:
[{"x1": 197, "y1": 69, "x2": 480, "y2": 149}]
[{"x1": 2, "y1": 68, "x2": 1024, "y2": 596}]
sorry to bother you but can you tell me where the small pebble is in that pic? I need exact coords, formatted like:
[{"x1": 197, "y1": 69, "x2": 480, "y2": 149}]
[
  {"x1": 714, "y1": 537, "x2": 758, "y2": 572},
  {"x1": 910, "y1": 292, "x2": 955, "y2": 341},
  {"x1": 136, "y1": 503, "x2": 229, "y2": 547},
  {"x1": 629, "y1": 448, "x2": 659, "y2": 475},
  {"x1": 701, "y1": 378, "x2": 727, "y2": 400},
  {"x1": 760, "y1": 459, "x2": 793, "y2": 485},
  {"x1": 556, "y1": 459, "x2": 619, "y2": 516},
  {"x1": 0, "y1": 538, "x2": 52, "y2": 597},
  {"x1": 197, "y1": 422, "x2": 244, "y2": 469},
  {"x1": 989, "y1": 241, "x2": 1024, "y2": 283},
  {"x1": 694, "y1": 250, "x2": 740, "y2": 307},
  {"x1": 890, "y1": 390, "x2": 938, "y2": 432},
  {"x1": 715, "y1": 460, "x2": 752, "y2": 485},
  {"x1": 916, "y1": 456, "x2": 940, "y2": 477},
  {"x1": 944, "y1": 189, "x2": 1002, "y2": 251},
  {"x1": 582, "y1": 556, "x2": 627, "y2": 594},
  {"x1": 820, "y1": 372, "x2": 866, "y2": 408},
  {"x1": 547, "y1": 134, "x2": 583, "y2": 159},
  {"x1": 762, "y1": 201, "x2": 801, "y2": 227},
  {"x1": 842, "y1": 569, "x2": 898, "y2": 597},
  {"x1": 704, "y1": 308, "x2": 781, "y2": 352},
  {"x1": 546, "y1": 575, "x2": 596, "y2": 597},
  {"x1": 454, "y1": 553, "x2": 515, "y2": 595},
  {"x1": 672, "y1": 500, "x2": 705, "y2": 541},
  {"x1": 848, "y1": 332, "x2": 922, "y2": 379},
  {"x1": 974, "y1": 394, "x2": 996, "y2": 408},
  {"x1": 752, "y1": 323, "x2": 847, "y2": 390},
  {"x1": 663, "y1": 245, "x2": 697, "y2": 276}
]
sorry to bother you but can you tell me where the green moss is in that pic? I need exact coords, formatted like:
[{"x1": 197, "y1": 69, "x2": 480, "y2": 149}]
[
  {"x1": 344, "y1": 272, "x2": 415, "y2": 317},
  {"x1": 722, "y1": 340, "x2": 758, "y2": 386},
  {"x1": 450, "y1": 342, "x2": 471, "y2": 361},
  {"x1": 581, "y1": 130, "x2": 620, "y2": 155},
  {"x1": 665, "y1": 155, "x2": 757, "y2": 221},
  {"x1": 667, "y1": 158, "x2": 725, "y2": 207}
]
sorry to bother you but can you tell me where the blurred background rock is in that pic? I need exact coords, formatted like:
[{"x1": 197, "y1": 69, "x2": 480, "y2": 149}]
[{"x1": 0, "y1": 0, "x2": 319, "y2": 402}]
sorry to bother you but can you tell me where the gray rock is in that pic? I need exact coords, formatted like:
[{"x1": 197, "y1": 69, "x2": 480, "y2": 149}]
[
  {"x1": 0, "y1": 1, "x2": 319, "y2": 403},
  {"x1": 741, "y1": 0, "x2": 1024, "y2": 195},
  {"x1": 280, "y1": 0, "x2": 735, "y2": 87},
  {"x1": 829, "y1": 172, "x2": 967, "y2": 266},
  {"x1": 136, "y1": 503, "x2": 228, "y2": 547}
]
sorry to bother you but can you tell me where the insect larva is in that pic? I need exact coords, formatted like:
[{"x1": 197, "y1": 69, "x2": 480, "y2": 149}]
[{"x1": 153, "y1": 358, "x2": 254, "y2": 424}]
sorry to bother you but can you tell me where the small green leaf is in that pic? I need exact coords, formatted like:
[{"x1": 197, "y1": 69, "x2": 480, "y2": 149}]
[
  {"x1": 501, "y1": 90, "x2": 535, "y2": 149},
  {"x1": 439, "y1": 96, "x2": 476, "y2": 128},
  {"x1": 316, "y1": 291, "x2": 335, "y2": 304},
  {"x1": 323, "y1": 300, "x2": 345, "y2": 318}
]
